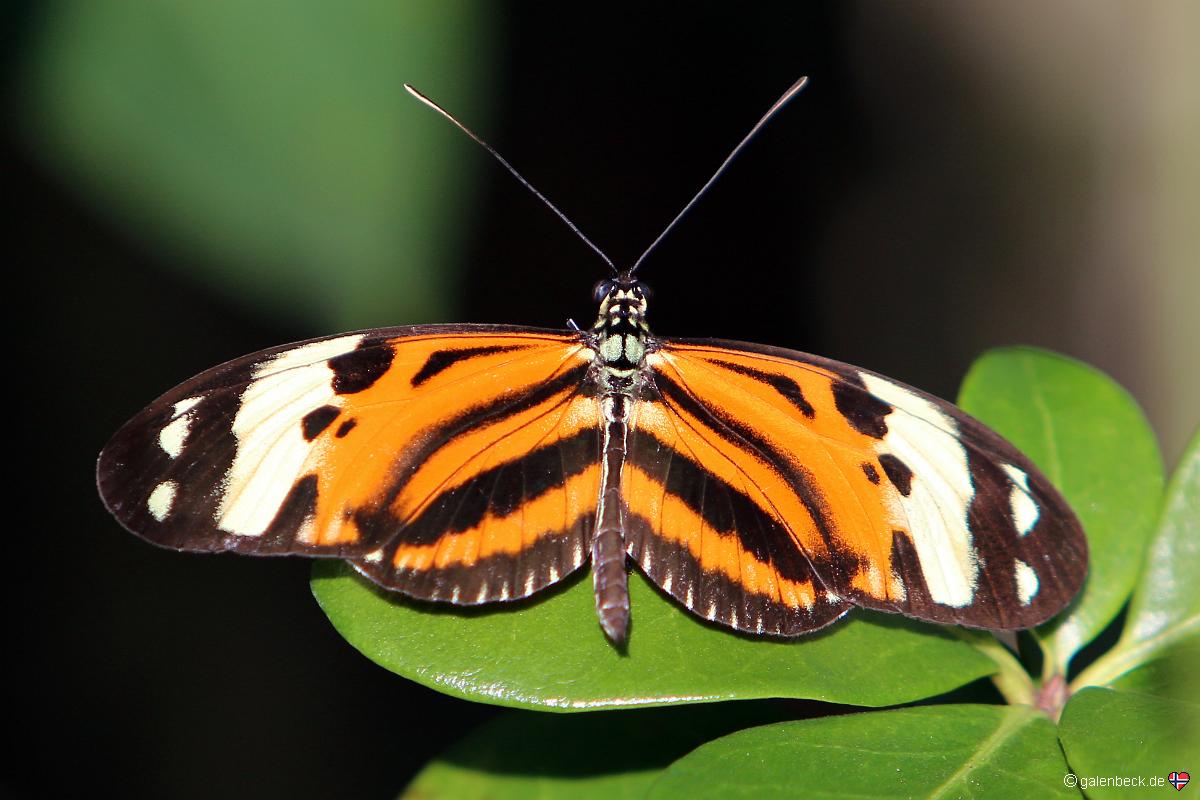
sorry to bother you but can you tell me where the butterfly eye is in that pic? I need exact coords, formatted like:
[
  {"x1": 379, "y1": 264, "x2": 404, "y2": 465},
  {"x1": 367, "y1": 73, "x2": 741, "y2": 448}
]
[
  {"x1": 592, "y1": 279, "x2": 616, "y2": 303},
  {"x1": 634, "y1": 281, "x2": 653, "y2": 302}
]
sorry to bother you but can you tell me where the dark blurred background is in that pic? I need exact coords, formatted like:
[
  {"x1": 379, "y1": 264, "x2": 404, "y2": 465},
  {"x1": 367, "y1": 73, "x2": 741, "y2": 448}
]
[{"x1": 6, "y1": 3, "x2": 1197, "y2": 798}]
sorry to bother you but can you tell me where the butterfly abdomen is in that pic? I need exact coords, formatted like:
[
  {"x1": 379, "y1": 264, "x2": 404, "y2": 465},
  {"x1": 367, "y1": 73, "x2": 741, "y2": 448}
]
[{"x1": 593, "y1": 395, "x2": 633, "y2": 643}]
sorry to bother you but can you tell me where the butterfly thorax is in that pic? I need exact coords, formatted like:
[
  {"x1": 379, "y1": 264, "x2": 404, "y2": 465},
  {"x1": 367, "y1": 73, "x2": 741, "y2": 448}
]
[{"x1": 591, "y1": 279, "x2": 651, "y2": 386}]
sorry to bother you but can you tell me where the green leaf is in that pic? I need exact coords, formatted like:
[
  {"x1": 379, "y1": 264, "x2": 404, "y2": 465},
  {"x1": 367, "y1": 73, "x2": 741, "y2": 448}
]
[
  {"x1": 312, "y1": 563, "x2": 994, "y2": 711},
  {"x1": 20, "y1": 1, "x2": 492, "y2": 328},
  {"x1": 1116, "y1": 428, "x2": 1199, "y2": 650},
  {"x1": 401, "y1": 703, "x2": 792, "y2": 800},
  {"x1": 1059, "y1": 686, "x2": 1199, "y2": 798},
  {"x1": 1110, "y1": 637, "x2": 1200, "y2": 703},
  {"x1": 647, "y1": 705, "x2": 1073, "y2": 799},
  {"x1": 958, "y1": 347, "x2": 1164, "y2": 674},
  {"x1": 1074, "y1": 426, "x2": 1200, "y2": 690}
]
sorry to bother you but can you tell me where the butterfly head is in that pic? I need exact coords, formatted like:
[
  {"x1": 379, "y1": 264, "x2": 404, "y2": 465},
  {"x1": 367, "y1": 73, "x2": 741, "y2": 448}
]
[
  {"x1": 591, "y1": 278, "x2": 651, "y2": 372},
  {"x1": 592, "y1": 278, "x2": 651, "y2": 329}
]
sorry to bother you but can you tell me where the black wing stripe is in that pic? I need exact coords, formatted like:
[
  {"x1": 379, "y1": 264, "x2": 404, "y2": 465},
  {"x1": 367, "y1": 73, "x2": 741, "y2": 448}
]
[
  {"x1": 705, "y1": 358, "x2": 816, "y2": 418},
  {"x1": 393, "y1": 426, "x2": 597, "y2": 545},
  {"x1": 411, "y1": 344, "x2": 529, "y2": 387}
]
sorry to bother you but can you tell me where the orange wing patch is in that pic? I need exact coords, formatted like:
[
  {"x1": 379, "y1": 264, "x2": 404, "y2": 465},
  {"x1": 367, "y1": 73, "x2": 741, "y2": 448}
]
[
  {"x1": 297, "y1": 333, "x2": 592, "y2": 547},
  {"x1": 650, "y1": 345, "x2": 906, "y2": 595}
]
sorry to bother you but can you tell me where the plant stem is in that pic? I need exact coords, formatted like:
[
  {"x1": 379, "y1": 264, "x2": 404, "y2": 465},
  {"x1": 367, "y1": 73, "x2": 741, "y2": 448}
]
[{"x1": 956, "y1": 631, "x2": 1035, "y2": 706}]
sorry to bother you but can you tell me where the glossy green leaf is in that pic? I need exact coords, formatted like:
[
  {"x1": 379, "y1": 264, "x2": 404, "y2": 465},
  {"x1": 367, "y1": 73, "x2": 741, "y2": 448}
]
[
  {"x1": 1073, "y1": 427, "x2": 1199, "y2": 691},
  {"x1": 401, "y1": 703, "x2": 792, "y2": 800},
  {"x1": 1059, "y1": 686, "x2": 1199, "y2": 798},
  {"x1": 958, "y1": 347, "x2": 1164, "y2": 674},
  {"x1": 20, "y1": 1, "x2": 491, "y2": 328},
  {"x1": 1114, "y1": 428, "x2": 1200, "y2": 654},
  {"x1": 647, "y1": 705, "x2": 1073, "y2": 799},
  {"x1": 312, "y1": 563, "x2": 994, "y2": 711}
]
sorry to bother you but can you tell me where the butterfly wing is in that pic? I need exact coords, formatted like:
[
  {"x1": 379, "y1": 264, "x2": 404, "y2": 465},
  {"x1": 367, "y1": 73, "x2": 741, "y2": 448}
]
[
  {"x1": 625, "y1": 337, "x2": 1087, "y2": 635},
  {"x1": 98, "y1": 325, "x2": 602, "y2": 604}
]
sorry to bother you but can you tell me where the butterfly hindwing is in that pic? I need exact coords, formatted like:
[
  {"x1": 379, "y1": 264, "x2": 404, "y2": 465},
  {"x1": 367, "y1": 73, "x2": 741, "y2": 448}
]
[
  {"x1": 630, "y1": 338, "x2": 1087, "y2": 633},
  {"x1": 347, "y1": 335, "x2": 602, "y2": 603},
  {"x1": 624, "y1": 374, "x2": 853, "y2": 635},
  {"x1": 98, "y1": 325, "x2": 602, "y2": 603}
]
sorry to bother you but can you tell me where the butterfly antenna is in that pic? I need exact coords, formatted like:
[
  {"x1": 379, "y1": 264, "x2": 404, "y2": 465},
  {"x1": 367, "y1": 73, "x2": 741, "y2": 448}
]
[
  {"x1": 405, "y1": 84, "x2": 618, "y2": 277},
  {"x1": 627, "y1": 76, "x2": 810, "y2": 279}
]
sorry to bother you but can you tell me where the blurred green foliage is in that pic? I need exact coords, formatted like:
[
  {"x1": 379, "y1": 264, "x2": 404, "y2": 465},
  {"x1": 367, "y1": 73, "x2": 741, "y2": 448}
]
[{"x1": 20, "y1": 0, "x2": 493, "y2": 328}]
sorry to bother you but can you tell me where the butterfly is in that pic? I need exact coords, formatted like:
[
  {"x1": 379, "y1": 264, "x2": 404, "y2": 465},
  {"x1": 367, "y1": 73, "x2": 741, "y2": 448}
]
[{"x1": 97, "y1": 78, "x2": 1087, "y2": 644}]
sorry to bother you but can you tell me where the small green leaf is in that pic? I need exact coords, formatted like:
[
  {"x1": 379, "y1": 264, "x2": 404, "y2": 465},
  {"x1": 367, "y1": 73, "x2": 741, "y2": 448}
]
[
  {"x1": 312, "y1": 564, "x2": 994, "y2": 711},
  {"x1": 20, "y1": 2, "x2": 492, "y2": 328},
  {"x1": 402, "y1": 703, "x2": 792, "y2": 800},
  {"x1": 1059, "y1": 686, "x2": 1199, "y2": 798},
  {"x1": 647, "y1": 705, "x2": 1073, "y2": 799},
  {"x1": 958, "y1": 348, "x2": 1164, "y2": 674}
]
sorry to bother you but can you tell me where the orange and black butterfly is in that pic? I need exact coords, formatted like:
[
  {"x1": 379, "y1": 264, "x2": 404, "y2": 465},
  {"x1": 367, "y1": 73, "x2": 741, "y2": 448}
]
[{"x1": 97, "y1": 78, "x2": 1087, "y2": 644}]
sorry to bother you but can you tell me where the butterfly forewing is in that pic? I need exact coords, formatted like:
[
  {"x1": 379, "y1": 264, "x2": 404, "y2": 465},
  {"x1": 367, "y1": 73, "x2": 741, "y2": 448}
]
[
  {"x1": 98, "y1": 325, "x2": 603, "y2": 603},
  {"x1": 633, "y1": 338, "x2": 1087, "y2": 632}
]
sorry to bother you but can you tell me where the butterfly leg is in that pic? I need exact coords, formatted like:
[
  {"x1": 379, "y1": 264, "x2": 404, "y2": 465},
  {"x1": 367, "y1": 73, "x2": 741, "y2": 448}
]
[{"x1": 593, "y1": 396, "x2": 631, "y2": 643}]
